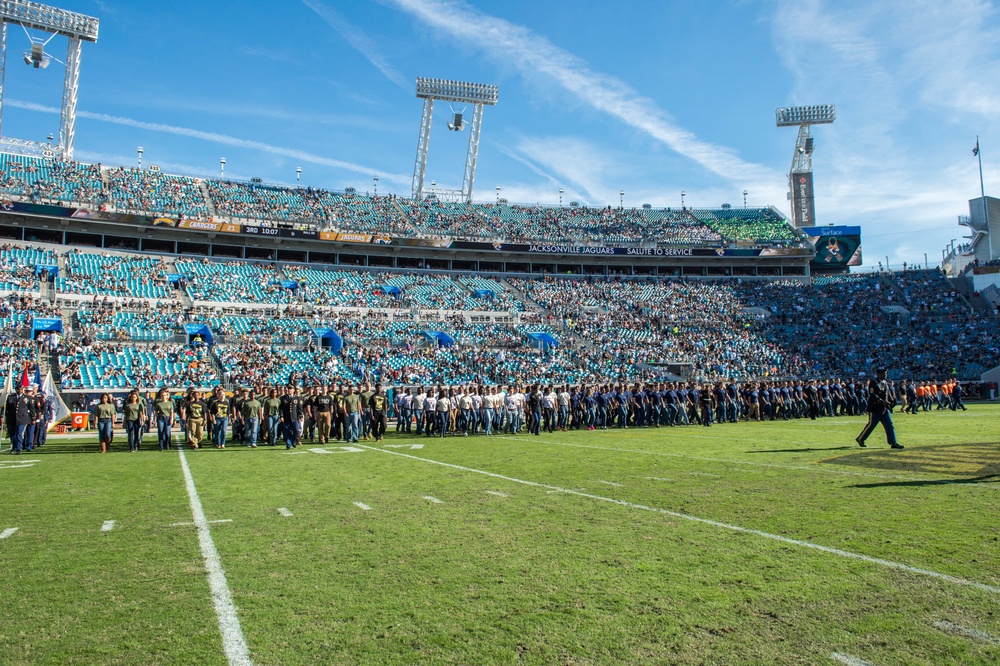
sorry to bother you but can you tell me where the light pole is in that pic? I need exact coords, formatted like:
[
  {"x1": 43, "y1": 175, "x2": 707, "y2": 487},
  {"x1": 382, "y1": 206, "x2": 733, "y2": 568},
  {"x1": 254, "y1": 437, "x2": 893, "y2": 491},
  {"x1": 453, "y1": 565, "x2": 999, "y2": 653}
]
[
  {"x1": 137, "y1": 146, "x2": 143, "y2": 169},
  {"x1": 373, "y1": 175, "x2": 378, "y2": 196},
  {"x1": 220, "y1": 157, "x2": 226, "y2": 178},
  {"x1": 559, "y1": 188, "x2": 563, "y2": 206},
  {"x1": 743, "y1": 189, "x2": 748, "y2": 207},
  {"x1": 619, "y1": 190, "x2": 624, "y2": 208},
  {"x1": 296, "y1": 166, "x2": 301, "y2": 183},
  {"x1": 681, "y1": 191, "x2": 686, "y2": 209}
]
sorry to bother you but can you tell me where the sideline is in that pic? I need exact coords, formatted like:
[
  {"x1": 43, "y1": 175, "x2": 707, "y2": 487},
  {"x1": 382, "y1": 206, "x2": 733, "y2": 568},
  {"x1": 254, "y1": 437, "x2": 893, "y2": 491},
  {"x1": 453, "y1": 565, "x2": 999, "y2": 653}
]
[
  {"x1": 177, "y1": 447, "x2": 253, "y2": 666},
  {"x1": 358, "y1": 444, "x2": 1000, "y2": 596}
]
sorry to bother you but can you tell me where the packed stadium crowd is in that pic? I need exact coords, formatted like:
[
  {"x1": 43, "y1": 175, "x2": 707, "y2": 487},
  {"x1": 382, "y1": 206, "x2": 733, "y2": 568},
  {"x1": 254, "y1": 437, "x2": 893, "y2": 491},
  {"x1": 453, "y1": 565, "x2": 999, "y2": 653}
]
[
  {"x1": 0, "y1": 152, "x2": 808, "y2": 247},
  {"x1": 0, "y1": 228, "x2": 995, "y2": 453}
]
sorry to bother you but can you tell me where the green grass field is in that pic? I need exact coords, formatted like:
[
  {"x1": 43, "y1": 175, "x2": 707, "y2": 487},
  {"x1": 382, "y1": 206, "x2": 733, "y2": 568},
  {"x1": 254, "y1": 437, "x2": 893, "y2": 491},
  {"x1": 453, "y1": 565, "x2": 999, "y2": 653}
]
[{"x1": 1, "y1": 405, "x2": 998, "y2": 665}]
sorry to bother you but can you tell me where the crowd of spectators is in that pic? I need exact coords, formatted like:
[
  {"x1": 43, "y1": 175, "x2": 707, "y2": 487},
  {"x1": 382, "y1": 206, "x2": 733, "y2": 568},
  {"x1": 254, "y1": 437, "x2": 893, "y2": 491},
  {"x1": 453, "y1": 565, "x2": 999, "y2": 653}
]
[
  {"x1": 103, "y1": 166, "x2": 212, "y2": 219},
  {"x1": 178, "y1": 259, "x2": 296, "y2": 304},
  {"x1": 57, "y1": 251, "x2": 174, "y2": 300}
]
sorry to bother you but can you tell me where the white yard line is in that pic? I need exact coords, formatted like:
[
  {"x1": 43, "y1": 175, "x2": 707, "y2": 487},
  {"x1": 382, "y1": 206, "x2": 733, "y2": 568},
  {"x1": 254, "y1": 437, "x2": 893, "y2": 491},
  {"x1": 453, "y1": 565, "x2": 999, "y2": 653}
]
[
  {"x1": 177, "y1": 447, "x2": 253, "y2": 666},
  {"x1": 597, "y1": 480, "x2": 624, "y2": 487},
  {"x1": 495, "y1": 436, "x2": 923, "y2": 481},
  {"x1": 645, "y1": 477, "x2": 675, "y2": 482},
  {"x1": 831, "y1": 653, "x2": 874, "y2": 666},
  {"x1": 171, "y1": 519, "x2": 233, "y2": 527},
  {"x1": 353, "y1": 502, "x2": 372, "y2": 511},
  {"x1": 101, "y1": 520, "x2": 116, "y2": 532},
  {"x1": 0, "y1": 527, "x2": 18, "y2": 539},
  {"x1": 484, "y1": 490, "x2": 509, "y2": 497},
  {"x1": 422, "y1": 496, "x2": 445, "y2": 504},
  {"x1": 277, "y1": 508, "x2": 293, "y2": 517},
  {"x1": 357, "y1": 444, "x2": 1000, "y2": 597},
  {"x1": 933, "y1": 620, "x2": 1000, "y2": 645}
]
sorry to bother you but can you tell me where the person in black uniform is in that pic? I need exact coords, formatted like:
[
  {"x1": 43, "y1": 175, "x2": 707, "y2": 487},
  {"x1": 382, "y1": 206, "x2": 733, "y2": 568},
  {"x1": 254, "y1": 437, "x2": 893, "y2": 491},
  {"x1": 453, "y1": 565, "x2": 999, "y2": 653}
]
[
  {"x1": 369, "y1": 384, "x2": 388, "y2": 441},
  {"x1": 279, "y1": 386, "x2": 302, "y2": 449},
  {"x1": 856, "y1": 368, "x2": 904, "y2": 449},
  {"x1": 5, "y1": 385, "x2": 20, "y2": 452}
]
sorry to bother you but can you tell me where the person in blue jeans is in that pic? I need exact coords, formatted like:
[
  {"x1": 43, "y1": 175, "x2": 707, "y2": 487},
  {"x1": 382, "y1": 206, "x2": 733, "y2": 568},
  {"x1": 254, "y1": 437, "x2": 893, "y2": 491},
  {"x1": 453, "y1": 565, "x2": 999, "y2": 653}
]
[
  {"x1": 207, "y1": 387, "x2": 230, "y2": 449},
  {"x1": 153, "y1": 389, "x2": 175, "y2": 451},
  {"x1": 123, "y1": 393, "x2": 144, "y2": 452},
  {"x1": 242, "y1": 390, "x2": 262, "y2": 448}
]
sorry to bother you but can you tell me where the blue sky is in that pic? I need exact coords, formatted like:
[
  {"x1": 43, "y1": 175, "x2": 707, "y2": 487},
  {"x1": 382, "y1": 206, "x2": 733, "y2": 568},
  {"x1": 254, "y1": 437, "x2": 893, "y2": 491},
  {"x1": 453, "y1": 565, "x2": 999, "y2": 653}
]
[{"x1": 3, "y1": 0, "x2": 999, "y2": 268}]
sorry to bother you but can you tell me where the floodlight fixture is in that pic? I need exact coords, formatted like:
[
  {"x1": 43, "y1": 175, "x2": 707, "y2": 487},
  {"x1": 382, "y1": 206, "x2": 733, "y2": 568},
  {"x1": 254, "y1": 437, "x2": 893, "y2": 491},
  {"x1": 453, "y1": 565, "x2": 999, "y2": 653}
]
[
  {"x1": 0, "y1": 1, "x2": 99, "y2": 41},
  {"x1": 412, "y1": 76, "x2": 499, "y2": 202},
  {"x1": 415, "y1": 77, "x2": 498, "y2": 106},
  {"x1": 775, "y1": 104, "x2": 835, "y2": 127},
  {"x1": 0, "y1": 1, "x2": 100, "y2": 160}
]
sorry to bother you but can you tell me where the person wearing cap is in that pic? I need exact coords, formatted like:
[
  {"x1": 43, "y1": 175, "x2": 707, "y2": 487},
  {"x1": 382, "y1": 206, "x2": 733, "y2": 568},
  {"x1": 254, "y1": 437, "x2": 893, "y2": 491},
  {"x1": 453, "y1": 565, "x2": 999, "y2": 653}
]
[
  {"x1": 313, "y1": 385, "x2": 332, "y2": 444},
  {"x1": 856, "y1": 368, "x2": 904, "y2": 449}
]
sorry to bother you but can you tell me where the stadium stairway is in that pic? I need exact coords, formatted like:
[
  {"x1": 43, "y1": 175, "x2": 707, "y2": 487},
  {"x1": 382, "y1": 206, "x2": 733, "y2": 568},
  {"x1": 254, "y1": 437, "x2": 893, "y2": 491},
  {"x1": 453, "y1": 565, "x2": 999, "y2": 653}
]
[
  {"x1": 948, "y1": 276, "x2": 991, "y2": 316},
  {"x1": 199, "y1": 181, "x2": 219, "y2": 219}
]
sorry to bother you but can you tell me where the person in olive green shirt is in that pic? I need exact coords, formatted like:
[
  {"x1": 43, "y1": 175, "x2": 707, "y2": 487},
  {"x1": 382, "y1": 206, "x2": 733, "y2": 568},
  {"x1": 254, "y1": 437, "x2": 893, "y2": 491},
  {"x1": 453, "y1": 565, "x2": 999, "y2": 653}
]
[
  {"x1": 123, "y1": 393, "x2": 144, "y2": 453},
  {"x1": 264, "y1": 388, "x2": 281, "y2": 447},
  {"x1": 153, "y1": 389, "x2": 175, "y2": 451},
  {"x1": 95, "y1": 393, "x2": 116, "y2": 454},
  {"x1": 242, "y1": 392, "x2": 262, "y2": 448},
  {"x1": 342, "y1": 387, "x2": 362, "y2": 443},
  {"x1": 369, "y1": 384, "x2": 389, "y2": 441}
]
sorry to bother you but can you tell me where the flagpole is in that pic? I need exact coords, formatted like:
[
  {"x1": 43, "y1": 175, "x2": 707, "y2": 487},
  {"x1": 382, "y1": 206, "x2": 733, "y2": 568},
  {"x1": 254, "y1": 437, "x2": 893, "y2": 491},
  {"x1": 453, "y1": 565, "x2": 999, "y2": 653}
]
[{"x1": 978, "y1": 135, "x2": 993, "y2": 261}]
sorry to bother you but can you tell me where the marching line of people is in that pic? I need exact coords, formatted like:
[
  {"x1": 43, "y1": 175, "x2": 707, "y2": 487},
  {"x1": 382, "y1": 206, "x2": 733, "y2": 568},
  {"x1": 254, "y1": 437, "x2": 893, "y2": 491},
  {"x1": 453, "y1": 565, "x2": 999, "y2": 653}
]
[{"x1": 4, "y1": 375, "x2": 971, "y2": 454}]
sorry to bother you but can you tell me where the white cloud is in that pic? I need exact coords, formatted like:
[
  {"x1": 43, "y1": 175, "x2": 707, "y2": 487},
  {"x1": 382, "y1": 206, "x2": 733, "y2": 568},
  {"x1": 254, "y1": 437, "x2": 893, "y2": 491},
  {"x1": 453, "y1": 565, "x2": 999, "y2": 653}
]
[
  {"x1": 5, "y1": 99, "x2": 410, "y2": 185},
  {"x1": 302, "y1": 0, "x2": 409, "y2": 90},
  {"x1": 386, "y1": 0, "x2": 781, "y2": 194}
]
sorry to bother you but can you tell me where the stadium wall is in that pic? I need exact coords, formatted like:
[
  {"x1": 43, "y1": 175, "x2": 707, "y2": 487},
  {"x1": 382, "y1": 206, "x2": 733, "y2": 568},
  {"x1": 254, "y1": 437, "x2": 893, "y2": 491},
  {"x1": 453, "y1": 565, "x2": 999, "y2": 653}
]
[{"x1": 0, "y1": 211, "x2": 812, "y2": 279}]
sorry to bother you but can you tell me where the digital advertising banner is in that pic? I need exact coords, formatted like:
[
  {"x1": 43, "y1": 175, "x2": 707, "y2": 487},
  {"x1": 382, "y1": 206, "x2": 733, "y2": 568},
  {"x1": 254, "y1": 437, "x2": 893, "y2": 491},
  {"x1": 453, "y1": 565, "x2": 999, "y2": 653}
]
[{"x1": 802, "y1": 225, "x2": 862, "y2": 267}]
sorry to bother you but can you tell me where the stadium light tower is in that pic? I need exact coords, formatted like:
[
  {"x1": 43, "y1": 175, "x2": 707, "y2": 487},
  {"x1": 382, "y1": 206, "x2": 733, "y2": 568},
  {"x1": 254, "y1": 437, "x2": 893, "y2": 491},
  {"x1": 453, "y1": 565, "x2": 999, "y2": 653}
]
[
  {"x1": 0, "y1": 1, "x2": 99, "y2": 160},
  {"x1": 776, "y1": 104, "x2": 836, "y2": 228},
  {"x1": 412, "y1": 77, "x2": 499, "y2": 203}
]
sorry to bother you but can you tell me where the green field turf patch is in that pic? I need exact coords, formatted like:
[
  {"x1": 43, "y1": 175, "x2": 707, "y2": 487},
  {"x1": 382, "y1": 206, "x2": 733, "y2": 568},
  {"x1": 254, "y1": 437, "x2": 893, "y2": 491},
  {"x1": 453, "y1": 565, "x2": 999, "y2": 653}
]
[{"x1": 1, "y1": 407, "x2": 998, "y2": 664}]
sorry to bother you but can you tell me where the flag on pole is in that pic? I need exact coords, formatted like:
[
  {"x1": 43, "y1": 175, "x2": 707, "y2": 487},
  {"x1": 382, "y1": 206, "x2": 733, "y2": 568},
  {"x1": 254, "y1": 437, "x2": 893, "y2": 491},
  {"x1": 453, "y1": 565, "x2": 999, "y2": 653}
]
[
  {"x1": 33, "y1": 363, "x2": 42, "y2": 389},
  {"x1": 973, "y1": 140, "x2": 980, "y2": 156},
  {"x1": 19, "y1": 363, "x2": 29, "y2": 388},
  {"x1": 42, "y1": 370, "x2": 70, "y2": 432}
]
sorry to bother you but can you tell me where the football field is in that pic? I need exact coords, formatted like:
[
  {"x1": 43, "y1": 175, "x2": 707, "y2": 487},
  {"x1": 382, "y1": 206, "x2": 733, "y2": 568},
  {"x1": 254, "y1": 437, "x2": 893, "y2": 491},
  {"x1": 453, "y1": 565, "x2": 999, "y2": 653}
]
[{"x1": 1, "y1": 405, "x2": 998, "y2": 665}]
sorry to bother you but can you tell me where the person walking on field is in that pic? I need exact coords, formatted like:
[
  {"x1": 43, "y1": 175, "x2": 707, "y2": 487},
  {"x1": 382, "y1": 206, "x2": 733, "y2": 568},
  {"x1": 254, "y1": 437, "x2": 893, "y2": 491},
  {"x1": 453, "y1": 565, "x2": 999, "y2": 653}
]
[
  {"x1": 856, "y1": 368, "x2": 904, "y2": 450},
  {"x1": 95, "y1": 393, "x2": 116, "y2": 454}
]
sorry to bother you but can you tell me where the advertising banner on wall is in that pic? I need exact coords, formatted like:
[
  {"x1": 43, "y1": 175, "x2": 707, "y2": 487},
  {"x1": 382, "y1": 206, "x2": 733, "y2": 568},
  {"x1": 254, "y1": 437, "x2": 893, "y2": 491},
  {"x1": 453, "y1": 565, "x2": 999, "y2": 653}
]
[{"x1": 790, "y1": 171, "x2": 815, "y2": 228}]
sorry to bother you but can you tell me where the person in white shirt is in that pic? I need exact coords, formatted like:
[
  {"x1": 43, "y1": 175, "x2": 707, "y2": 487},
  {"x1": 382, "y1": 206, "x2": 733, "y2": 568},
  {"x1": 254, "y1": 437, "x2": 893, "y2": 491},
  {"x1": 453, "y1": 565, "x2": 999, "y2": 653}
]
[
  {"x1": 459, "y1": 389, "x2": 474, "y2": 436},
  {"x1": 557, "y1": 386, "x2": 571, "y2": 431},
  {"x1": 435, "y1": 388, "x2": 450, "y2": 437},
  {"x1": 470, "y1": 388, "x2": 483, "y2": 435},
  {"x1": 414, "y1": 387, "x2": 427, "y2": 435}
]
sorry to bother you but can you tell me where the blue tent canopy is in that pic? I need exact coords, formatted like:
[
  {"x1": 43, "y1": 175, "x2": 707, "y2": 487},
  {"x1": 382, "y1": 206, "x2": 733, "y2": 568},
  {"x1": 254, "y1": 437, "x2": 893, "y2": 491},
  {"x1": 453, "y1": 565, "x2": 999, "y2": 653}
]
[
  {"x1": 312, "y1": 327, "x2": 343, "y2": 353},
  {"x1": 527, "y1": 332, "x2": 558, "y2": 349},
  {"x1": 423, "y1": 331, "x2": 455, "y2": 348},
  {"x1": 379, "y1": 285, "x2": 402, "y2": 297},
  {"x1": 32, "y1": 316, "x2": 63, "y2": 336},
  {"x1": 472, "y1": 289, "x2": 495, "y2": 300},
  {"x1": 184, "y1": 323, "x2": 213, "y2": 345},
  {"x1": 34, "y1": 264, "x2": 59, "y2": 278}
]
